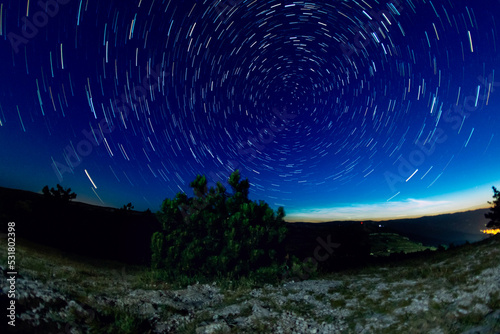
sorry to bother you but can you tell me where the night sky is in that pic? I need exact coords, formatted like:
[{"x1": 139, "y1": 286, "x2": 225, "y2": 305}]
[{"x1": 0, "y1": 0, "x2": 499, "y2": 221}]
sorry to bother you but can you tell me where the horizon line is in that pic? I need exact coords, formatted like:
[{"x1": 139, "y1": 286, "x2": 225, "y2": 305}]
[{"x1": 285, "y1": 204, "x2": 490, "y2": 223}]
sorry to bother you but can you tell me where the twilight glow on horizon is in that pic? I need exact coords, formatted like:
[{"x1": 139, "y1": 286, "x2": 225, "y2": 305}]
[{"x1": 0, "y1": 0, "x2": 499, "y2": 222}]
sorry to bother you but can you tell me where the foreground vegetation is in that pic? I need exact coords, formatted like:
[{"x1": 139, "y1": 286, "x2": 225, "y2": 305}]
[{"x1": 1, "y1": 232, "x2": 499, "y2": 333}]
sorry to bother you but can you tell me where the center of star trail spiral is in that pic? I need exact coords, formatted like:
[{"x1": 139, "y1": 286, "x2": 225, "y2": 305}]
[{"x1": 0, "y1": 0, "x2": 499, "y2": 219}]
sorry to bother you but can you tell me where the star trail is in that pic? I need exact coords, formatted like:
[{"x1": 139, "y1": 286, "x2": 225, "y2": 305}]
[{"x1": 0, "y1": 0, "x2": 499, "y2": 221}]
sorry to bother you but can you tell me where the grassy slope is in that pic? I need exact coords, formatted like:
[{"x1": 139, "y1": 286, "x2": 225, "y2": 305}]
[
  {"x1": 0, "y1": 234, "x2": 165, "y2": 293},
  {"x1": 368, "y1": 232, "x2": 436, "y2": 256},
  {"x1": 1, "y1": 233, "x2": 500, "y2": 333}
]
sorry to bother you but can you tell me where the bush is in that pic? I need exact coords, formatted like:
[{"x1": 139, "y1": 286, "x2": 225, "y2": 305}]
[
  {"x1": 42, "y1": 184, "x2": 76, "y2": 202},
  {"x1": 281, "y1": 256, "x2": 319, "y2": 282},
  {"x1": 119, "y1": 203, "x2": 134, "y2": 211},
  {"x1": 151, "y1": 170, "x2": 288, "y2": 282}
]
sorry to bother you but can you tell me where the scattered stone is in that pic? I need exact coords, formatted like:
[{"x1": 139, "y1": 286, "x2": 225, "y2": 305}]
[
  {"x1": 2, "y1": 237, "x2": 500, "y2": 333},
  {"x1": 195, "y1": 321, "x2": 230, "y2": 334}
]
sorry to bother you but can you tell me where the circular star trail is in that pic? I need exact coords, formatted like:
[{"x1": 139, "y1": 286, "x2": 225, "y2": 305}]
[{"x1": 0, "y1": 0, "x2": 499, "y2": 220}]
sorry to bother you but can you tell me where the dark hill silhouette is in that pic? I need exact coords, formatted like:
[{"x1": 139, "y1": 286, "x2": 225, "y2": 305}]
[
  {"x1": 376, "y1": 209, "x2": 490, "y2": 246},
  {"x1": 287, "y1": 208, "x2": 490, "y2": 251},
  {"x1": 284, "y1": 221, "x2": 372, "y2": 272},
  {"x1": 0, "y1": 186, "x2": 161, "y2": 264}
]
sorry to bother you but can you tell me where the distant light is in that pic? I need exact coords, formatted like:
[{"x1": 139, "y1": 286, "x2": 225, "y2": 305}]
[{"x1": 482, "y1": 229, "x2": 500, "y2": 235}]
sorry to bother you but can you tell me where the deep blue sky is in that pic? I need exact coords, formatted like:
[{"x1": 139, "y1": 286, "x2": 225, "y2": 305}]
[{"x1": 0, "y1": 0, "x2": 499, "y2": 221}]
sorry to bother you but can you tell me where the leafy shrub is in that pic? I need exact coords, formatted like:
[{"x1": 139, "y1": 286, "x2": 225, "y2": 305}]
[
  {"x1": 151, "y1": 170, "x2": 288, "y2": 282},
  {"x1": 281, "y1": 255, "x2": 318, "y2": 282}
]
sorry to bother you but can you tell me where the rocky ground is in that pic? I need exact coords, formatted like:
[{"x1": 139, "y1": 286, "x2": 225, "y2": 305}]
[{"x1": 1, "y1": 235, "x2": 500, "y2": 333}]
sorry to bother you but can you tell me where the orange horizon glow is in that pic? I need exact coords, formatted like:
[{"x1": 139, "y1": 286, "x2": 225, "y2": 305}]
[
  {"x1": 286, "y1": 204, "x2": 490, "y2": 223},
  {"x1": 286, "y1": 185, "x2": 497, "y2": 223}
]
